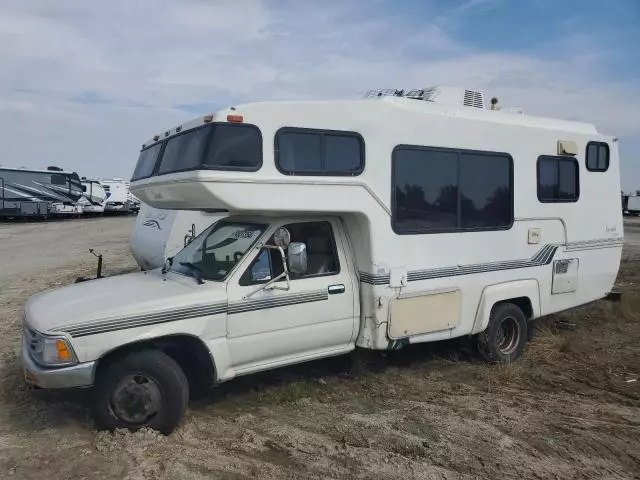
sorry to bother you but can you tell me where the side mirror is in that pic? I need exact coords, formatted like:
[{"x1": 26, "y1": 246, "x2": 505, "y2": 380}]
[
  {"x1": 82, "y1": 185, "x2": 87, "y2": 192},
  {"x1": 287, "y1": 242, "x2": 307, "y2": 275}
]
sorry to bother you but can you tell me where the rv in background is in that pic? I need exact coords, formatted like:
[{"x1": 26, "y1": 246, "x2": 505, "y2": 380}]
[
  {"x1": 627, "y1": 195, "x2": 640, "y2": 215},
  {"x1": 101, "y1": 178, "x2": 133, "y2": 214},
  {"x1": 0, "y1": 166, "x2": 83, "y2": 218},
  {"x1": 130, "y1": 203, "x2": 224, "y2": 270},
  {"x1": 79, "y1": 179, "x2": 108, "y2": 214}
]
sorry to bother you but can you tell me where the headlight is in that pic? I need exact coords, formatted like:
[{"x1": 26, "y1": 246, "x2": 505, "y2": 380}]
[{"x1": 24, "y1": 326, "x2": 78, "y2": 367}]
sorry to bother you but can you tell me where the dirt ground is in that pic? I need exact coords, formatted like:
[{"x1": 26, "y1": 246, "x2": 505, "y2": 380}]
[{"x1": 0, "y1": 216, "x2": 639, "y2": 480}]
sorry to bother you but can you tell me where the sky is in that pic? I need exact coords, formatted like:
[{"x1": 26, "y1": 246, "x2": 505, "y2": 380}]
[{"x1": 0, "y1": 0, "x2": 638, "y2": 189}]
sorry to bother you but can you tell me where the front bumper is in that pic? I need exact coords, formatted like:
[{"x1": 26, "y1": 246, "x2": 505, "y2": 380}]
[{"x1": 21, "y1": 338, "x2": 96, "y2": 389}]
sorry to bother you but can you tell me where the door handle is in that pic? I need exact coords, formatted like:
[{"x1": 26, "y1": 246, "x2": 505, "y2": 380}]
[{"x1": 328, "y1": 284, "x2": 345, "y2": 295}]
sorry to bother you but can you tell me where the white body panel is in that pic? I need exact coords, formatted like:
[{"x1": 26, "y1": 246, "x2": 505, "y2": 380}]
[
  {"x1": 22, "y1": 90, "x2": 623, "y2": 389},
  {"x1": 130, "y1": 203, "x2": 225, "y2": 270}
]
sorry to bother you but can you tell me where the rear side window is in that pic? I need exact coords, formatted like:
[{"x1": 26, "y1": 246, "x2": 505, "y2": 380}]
[
  {"x1": 586, "y1": 142, "x2": 609, "y2": 172},
  {"x1": 275, "y1": 128, "x2": 364, "y2": 176},
  {"x1": 132, "y1": 143, "x2": 162, "y2": 180},
  {"x1": 537, "y1": 156, "x2": 579, "y2": 202}
]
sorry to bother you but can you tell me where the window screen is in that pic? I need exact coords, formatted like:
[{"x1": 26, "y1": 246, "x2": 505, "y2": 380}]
[
  {"x1": 392, "y1": 146, "x2": 513, "y2": 234},
  {"x1": 537, "y1": 156, "x2": 579, "y2": 202},
  {"x1": 586, "y1": 141, "x2": 609, "y2": 172},
  {"x1": 276, "y1": 128, "x2": 364, "y2": 175}
]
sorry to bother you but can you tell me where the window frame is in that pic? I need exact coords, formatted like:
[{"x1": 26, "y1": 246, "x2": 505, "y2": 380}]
[
  {"x1": 239, "y1": 220, "x2": 342, "y2": 286},
  {"x1": 585, "y1": 141, "x2": 610, "y2": 173},
  {"x1": 391, "y1": 144, "x2": 515, "y2": 235},
  {"x1": 536, "y1": 155, "x2": 580, "y2": 204},
  {"x1": 274, "y1": 127, "x2": 365, "y2": 177}
]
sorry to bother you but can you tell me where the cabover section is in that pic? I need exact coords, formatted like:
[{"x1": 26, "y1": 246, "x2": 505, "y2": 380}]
[{"x1": 130, "y1": 90, "x2": 623, "y2": 349}]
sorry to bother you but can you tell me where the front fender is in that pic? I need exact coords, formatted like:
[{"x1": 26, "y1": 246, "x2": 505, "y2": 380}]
[{"x1": 471, "y1": 279, "x2": 541, "y2": 334}]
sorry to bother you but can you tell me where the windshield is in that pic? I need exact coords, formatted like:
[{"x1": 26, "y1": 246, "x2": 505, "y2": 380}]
[{"x1": 169, "y1": 221, "x2": 266, "y2": 282}]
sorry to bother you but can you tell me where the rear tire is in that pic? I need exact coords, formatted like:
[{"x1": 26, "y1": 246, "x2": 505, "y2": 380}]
[
  {"x1": 476, "y1": 303, "x2": 527, "y2": 363},
  {"x1": 92, "y1": 350, "x2": 189, "y2": 435}
]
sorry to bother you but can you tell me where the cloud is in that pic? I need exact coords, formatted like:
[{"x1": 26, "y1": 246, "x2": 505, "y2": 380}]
[{"x1": 0, "y1": 0, "x2": 637, "y2": 187}]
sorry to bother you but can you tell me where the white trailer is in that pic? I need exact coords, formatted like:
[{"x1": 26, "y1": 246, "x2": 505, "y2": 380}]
[
  {"x1": 21, "y1": 86, "x2": 622, "y2": 434},
  {"x1": 101, "y1": 178, "x2": 132, "y2": 213},
  {"x1": 130, "y1": 203, "x2": 225, "y2": 270}
]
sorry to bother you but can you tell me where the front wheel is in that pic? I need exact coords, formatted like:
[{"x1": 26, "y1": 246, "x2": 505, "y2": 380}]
[
  {"x1": 92, "y1": 350, "x2": 189, "y2": 435},
  {"x1": 476, "y1": 303, "x2": 527, "y2": 363}
]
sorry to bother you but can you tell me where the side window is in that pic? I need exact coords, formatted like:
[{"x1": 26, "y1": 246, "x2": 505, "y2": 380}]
[
  {"x1": 392, "y1": 146, "x2": 513, "y2": 234},
  {"x1": 51, "y1": 174, "x2": 68, "y2": 186},
  {"x1": 537, "y1": 156, "x2": 579, "y2": 203},
  {"x1": 275, "y1": 128, "x2": 364, "y2": 176},
  {"x1": 586, "y1": 142, "x2": 609, "y2": 172},
  {"x1": 240, "y1": 221, "x2": 340, "y2": 285}
]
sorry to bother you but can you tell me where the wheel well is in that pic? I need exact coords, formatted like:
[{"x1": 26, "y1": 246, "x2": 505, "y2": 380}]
[
  {"x1": 95, "y1": 335, "x2": 216, "y2": 389},
  {"x1": 494, "y1": 296, "x2": 533, "y2": 320}
]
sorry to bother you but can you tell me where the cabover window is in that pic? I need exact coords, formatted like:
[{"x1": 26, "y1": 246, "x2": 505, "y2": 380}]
[
  {"x1": 275, "y1": 128, "x2": 364, "y2": 176},
  {"x1": 132, "y1": 143, "x2": 162, "y2": 180},
  {"x1": 586, "y1": 141, "x2": 609, "y2": 172},
  {"x1": 537, "y1": 156, "x2": 579, "y2": 203},
  {"x1": 131, "y1": 123, "x2": 262, "y2": 181},
  {"x1": 392, "y1": 146, "x2": 513, "y2": 234}
]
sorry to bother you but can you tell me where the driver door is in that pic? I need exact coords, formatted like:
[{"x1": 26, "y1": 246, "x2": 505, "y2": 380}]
[{"x1": 226, "y1": 220, "x2": 357, "y2": 373}]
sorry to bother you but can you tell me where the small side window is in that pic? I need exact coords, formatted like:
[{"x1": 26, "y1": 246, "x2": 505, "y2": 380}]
[
  {"x1": 586, "y1": 141, "x2": 609, "y2": 172},
  {"x1": 537, "y1": 156, "x2": 579, "y2": 203}
]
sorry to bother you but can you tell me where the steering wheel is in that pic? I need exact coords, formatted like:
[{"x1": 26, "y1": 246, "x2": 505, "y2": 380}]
[{"x1": 233, "y1": 251, "x2": 243, "y2": 263}]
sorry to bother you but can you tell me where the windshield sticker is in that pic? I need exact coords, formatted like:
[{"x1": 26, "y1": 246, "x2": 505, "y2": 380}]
[{"x1": 232, "y1": 230, "x2": 258, "y2": 239}]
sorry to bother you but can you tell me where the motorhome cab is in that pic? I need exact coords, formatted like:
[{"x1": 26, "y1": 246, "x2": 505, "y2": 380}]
[
  {"x1": 21, "y1": 86, "x2": 623, "y2": 434},
  {"x1": 79, "y1": 179, "x2": 108, "y2": 214}
]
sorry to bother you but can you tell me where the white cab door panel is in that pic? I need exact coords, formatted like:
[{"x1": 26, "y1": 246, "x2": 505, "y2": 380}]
[{"x1": 226, "y1": 220, "x2": 356, "y2": 371}]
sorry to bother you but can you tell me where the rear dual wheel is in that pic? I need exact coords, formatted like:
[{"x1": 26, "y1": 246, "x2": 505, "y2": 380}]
[{"x1": 476, "y1": 303, "x2": 528, "y2": 363}]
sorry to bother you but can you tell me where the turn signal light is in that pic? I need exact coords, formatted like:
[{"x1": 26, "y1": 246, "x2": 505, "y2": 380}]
[{"x1": 56, "y1": 339, "x2": 71, "y2": 361}]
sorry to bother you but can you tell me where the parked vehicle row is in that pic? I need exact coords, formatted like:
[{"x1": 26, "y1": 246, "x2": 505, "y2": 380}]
[{"x1": 0, "y1": 167, "x2": 140, "y2": 219}]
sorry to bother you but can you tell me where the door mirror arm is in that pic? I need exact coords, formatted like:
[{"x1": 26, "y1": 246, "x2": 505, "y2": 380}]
[{"x1": 242, "y1": 245, "x2": 291, "y2": 299}]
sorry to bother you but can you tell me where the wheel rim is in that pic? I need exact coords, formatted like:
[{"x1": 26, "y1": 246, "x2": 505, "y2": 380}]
[
  {"x1": 110, "y1": 374, "x2": 163, "y2": 424},
  {"x1": 496, "y1": 316, "x2": 520, "y2": 355}
]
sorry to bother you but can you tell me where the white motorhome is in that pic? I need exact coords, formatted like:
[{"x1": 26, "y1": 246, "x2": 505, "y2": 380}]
[
  {"x1": 79, "y1": 179, "x2": 108, "y2": 214},
  {"x1": 130, "y1": 203, "x2": 225, "y2": 270},
  {"x1": 21, "y1": 86, "x2": 622, "y2": 434},
  {"x1": 101, "y1": 178, "x2": 132, "y2": 213}
]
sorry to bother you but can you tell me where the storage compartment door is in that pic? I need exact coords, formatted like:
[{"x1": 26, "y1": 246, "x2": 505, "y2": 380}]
[{"x1": 388, "y1": 290, "x2": 461, "y2": 339}]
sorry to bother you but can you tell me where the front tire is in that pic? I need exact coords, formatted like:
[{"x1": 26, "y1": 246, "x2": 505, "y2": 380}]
[
  {"x1": 92, "y1": 350, "x2": 189, "y2": 435},
  {"x1": 476, "y1": 303, "x2": 527, "y2": 363}
]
